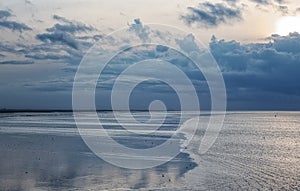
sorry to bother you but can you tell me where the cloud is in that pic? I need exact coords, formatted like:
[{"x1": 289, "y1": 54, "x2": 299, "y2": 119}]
[
  {"x1": 36, "y1": 32, "x2": 79, "y2": 49},
  {"x1": 1, "y1": 14, "x2": 299, "y2": 110},
  {"x1": 250, "y1": 0, "x2": 271, "y2": 5},
  {"x1": 48, "y1": 15, "x2": 96, "y2": 34},
  {"x1": 25, "y1": 0, "x2": 33, "y2": 6},
  {"x1": 53, "y1": 15, "x2": 71, "y2": 23},
  {"x1": 0, "y1": 9, "x2": 32, "y2": 32},
  {"x1": 181, "y1": 2, "x2": 242, "y2": 27},
  {"x1": 25, "y1": 53, "x2": 71, "y2": 60},
  {"x1": 47, "y1": 23, "x2": 94, "y2": 34},
  {"x1": 277, "y1": 5, "x2": 289, "y2": 15},
  {"x1": 210, "y1": 32, "x2": 300, "y2": 109},
  {"x1": 0, "y1": 60, "x2": 34, "y2": 65},
  {"x1": 249, "y1": 0, "x2": 290, "y2": 14},
  {"x1": 23, "y1": 45, "x2": 83, "y2": 65},
  {"x1": 0, "y1": 42, "x2": 21, "y2": 54},
  {"x1": 224, "y1": 0, "x2": 240, "y2": 5},
  {"x1": 128, "y1": 18, "x2": 150, "y2": 42},
  {"x1": 0, "y1": 30, "x2": 86, "y2": 66},
  {"x1": 0, "y1": 39, "x2": 82, "y2": 63},
  {"x1": 274, "y1": 0, "x2": 286, "y2": 3},
  {"x1": 253, "y1": 0, "x2": 287, "y2": 5},
  {"x1": 0, "y1": 10, "x2": 11, "y2": 19},
  {"x1": 0, "y1": 20, "x2": 32, "y2": 32},
  {"x1": 175, "y1": 33, "x2": 201, "y2": 53},
  {"x1": 24, "y1": 79, "x2": 73, "y2": 92},
  {"x1": 0, "y1": 30, "x2": 88, "y2": 67},
  {"x1": 181, "y1": 0, "x2": 292, "y2": 26},
  {"x1": 34, "y1": 15, "x2": 99, "y2": 50}
]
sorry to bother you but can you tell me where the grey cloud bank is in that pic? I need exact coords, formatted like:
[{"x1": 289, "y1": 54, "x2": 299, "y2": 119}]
[
  {"x1": 210, "y1": 32, "x2": 300, "y2": 110},
  {"x1": 0, "y1": 13, "x2": 300, "y2": 110}
]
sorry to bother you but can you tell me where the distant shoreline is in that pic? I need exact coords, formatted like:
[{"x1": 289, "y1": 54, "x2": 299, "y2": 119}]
[
  {"x1": 1, "y1": 109, "x2": 300, "y2": 113},
  {"x1": 0, "y1": 109, "x2": 179, "y2": 113}
]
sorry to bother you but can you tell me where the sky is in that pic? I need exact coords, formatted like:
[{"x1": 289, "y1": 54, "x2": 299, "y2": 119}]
[{"x1": 0, "y1": 0, "x2": 300, "y2": 110}]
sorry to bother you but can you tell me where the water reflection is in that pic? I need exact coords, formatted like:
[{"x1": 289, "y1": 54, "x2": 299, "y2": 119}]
[{"x1": 0, "y1": 125, "x2": 196, "y2": 190}]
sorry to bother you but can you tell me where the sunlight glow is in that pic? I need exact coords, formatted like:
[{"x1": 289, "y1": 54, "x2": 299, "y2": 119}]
[{"x1": 276, "y1": 16, "x2": 300, "y2": 36}]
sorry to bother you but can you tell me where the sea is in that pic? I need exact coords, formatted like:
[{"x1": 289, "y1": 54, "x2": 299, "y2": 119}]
[{"x1": 0, "y1": 111, "x2": 299, "y2": 190}]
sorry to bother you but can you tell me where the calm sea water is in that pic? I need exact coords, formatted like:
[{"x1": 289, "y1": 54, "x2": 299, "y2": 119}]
[{"x1": 0, "y1": 111, "x2": 299, "y2": 190}]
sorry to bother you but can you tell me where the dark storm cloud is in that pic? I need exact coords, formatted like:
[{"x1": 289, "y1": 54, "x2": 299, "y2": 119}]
[
  {"x1": 210, "y1": 32, "x2": 300, "y2": 109},
  {"x1": 0, "y1": 60, "x2": 34, "y2": 65},
  {"x1": 181, "y1": 2, "x2": 242, "y2": 27}
]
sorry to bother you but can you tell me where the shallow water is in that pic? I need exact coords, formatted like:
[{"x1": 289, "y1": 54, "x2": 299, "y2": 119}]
[{"x1": 0, "y1": 111, "x2": 299, "y2": 190}]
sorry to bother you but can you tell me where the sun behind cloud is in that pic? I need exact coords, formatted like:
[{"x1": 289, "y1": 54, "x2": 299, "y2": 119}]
[{"x1": 276, "y1": 16, "x2": 300, "y2": 36}]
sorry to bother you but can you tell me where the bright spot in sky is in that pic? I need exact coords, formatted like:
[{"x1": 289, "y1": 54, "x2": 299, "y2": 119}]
[{"x1": 276, "y1": 16, "x2": 300, "y2": 36}]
